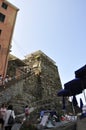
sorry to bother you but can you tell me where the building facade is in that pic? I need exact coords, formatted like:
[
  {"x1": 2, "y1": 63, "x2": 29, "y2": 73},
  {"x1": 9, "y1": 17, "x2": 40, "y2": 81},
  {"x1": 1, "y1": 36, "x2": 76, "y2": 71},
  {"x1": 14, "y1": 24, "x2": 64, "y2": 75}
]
[{"x1": 0, "y1": 0, "x2": 19, "y2": 77}]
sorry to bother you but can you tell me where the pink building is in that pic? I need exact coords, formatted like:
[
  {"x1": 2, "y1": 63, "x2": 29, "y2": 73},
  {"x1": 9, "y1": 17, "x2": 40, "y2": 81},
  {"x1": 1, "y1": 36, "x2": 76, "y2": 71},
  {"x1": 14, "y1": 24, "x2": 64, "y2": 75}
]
[{"x1": 0, "y1": 0, "x2": 19, "y2": 78}]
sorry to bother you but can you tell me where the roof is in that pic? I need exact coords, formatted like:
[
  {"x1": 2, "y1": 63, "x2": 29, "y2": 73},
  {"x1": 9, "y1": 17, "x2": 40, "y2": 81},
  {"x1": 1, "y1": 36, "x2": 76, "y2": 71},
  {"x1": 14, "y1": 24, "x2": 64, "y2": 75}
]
[
  {"x1": 25, "y1": 50, "x2": 56, "y2": 65},
  {"x1": 8, "y1": 54, "x2": 26, "y2": 66},
  {"x1": 5, "y1": 0, "x2": 19, "y2": 11}
]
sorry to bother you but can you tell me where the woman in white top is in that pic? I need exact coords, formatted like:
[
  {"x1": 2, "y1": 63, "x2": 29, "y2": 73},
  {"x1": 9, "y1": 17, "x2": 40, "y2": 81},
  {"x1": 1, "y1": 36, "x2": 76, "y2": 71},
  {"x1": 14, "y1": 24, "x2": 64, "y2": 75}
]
[{"x1": 4, "y1": 105, "x2": 15, "y2": 130}]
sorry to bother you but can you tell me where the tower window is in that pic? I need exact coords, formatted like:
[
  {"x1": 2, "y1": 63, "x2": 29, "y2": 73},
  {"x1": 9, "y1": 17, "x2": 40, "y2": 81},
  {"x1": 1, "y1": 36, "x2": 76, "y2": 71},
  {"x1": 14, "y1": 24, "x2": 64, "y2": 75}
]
[
  {"x1": 0, "y1": 13, "x2": 5, "y2": 22},
  {"x1": 2, "y1": 2, "x2": 8, "y2": 9}
]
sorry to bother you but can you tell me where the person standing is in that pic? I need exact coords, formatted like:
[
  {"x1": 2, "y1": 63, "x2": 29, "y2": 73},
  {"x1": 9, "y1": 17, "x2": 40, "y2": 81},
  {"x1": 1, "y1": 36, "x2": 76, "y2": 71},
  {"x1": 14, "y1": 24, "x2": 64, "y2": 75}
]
[
  {"x1": 22, "y1": 105, "x2": 29, "y2": 124},
  {"x1": 0, "y1": 103, "x2": 7, "y2": 130},
  {"x1": 25, "y1": 105, "x2": 29, "y2": 118},
  {"x1": 0, "y1": 75, "x2": 3, "y2": 86},
  {"x1": 4, "y1": 105, "x2": 15, "y2": 130},
  {"x1": 40, "y1": 110, "x2": 44, "y2": 120}
]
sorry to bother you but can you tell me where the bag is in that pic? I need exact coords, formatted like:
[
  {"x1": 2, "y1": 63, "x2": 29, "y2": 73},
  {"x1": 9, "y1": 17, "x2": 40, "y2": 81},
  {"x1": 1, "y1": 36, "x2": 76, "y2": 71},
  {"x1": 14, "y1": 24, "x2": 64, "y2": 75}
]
[
  {"x1": 8, "y1": 112, "x2": 15, "y2": 125},
  {"x1": 0, "y1": 111, "x2": 3, "y2": 119},
  {"x1": 0, "y1": 110, "x2": 4, "y2": 123}
]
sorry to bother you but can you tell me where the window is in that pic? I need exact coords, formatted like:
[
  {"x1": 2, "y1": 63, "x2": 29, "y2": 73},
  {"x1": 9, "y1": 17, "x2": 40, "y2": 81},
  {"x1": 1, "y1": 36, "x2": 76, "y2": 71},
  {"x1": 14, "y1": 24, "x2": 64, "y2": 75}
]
[
  {"x1": 0, "y1": 13, "x2": 5, "y2": 22},
  {"x1": 2, "y1": 2, "x2": 8, "y2": 9},
  {"x1": 0, "y1": 30, "x2": 2, "y2": 35}
]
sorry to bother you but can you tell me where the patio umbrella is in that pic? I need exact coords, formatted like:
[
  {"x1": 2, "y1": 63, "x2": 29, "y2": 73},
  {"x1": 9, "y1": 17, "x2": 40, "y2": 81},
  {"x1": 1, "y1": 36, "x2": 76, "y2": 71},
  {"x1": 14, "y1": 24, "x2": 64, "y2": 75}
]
[
  {"x1": 57, "y1": 89, "x2": 71, "y2": 97},
  {"x1": 81, "y1": 77, "x2": 86, "y2": 89},
  {"x1": 75, "y1": 65, "x2": 86, "y2": 78},
  {"x1": 64, "y1": 78, "x2": 83, "y2": 95},
  {"x1": 75, "y1": 65, "x2": 86, "y2": 102}
]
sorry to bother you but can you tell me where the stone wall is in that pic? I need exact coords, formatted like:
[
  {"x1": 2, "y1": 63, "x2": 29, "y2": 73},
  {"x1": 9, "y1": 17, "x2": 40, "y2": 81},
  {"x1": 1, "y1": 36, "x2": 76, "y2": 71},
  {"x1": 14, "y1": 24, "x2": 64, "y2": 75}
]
[
  {"x1": 0, "y1": 50, "x2": 63, "y2": 114},
  {"x1": 0, "y1": 79, "x2": 24, "y2": 105},
  {"x1": 24, "y1": 50, "x2": 62, "y2": 101}
]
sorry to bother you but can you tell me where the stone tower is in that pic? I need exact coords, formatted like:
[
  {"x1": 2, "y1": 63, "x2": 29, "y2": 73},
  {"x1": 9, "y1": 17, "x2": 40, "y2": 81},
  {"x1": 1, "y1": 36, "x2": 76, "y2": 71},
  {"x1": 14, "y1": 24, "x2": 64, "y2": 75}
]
[
  {"x1": 0, "y1": 0, "x2": 19, "y2": 77},
  {"x1": 24, "y1": 50, "x2": 62, "y2": 101}
]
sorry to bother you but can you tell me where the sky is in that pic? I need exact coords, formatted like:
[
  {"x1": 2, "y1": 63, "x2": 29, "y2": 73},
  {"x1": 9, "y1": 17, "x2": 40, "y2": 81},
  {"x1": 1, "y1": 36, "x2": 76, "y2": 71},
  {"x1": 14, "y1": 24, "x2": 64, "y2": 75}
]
[{"x1": 7, "y1": 0, "x2": 86, "y2": 104}]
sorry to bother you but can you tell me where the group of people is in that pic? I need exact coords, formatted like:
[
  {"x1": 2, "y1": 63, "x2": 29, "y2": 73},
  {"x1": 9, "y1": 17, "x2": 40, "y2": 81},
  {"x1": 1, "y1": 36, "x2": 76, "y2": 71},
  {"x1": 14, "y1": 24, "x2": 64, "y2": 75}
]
[
  {"x1": 0, "y1": 103, "x2": 15, "y2": 130},
  {"x1": 0, "y1": 103, "x2": 30, "y2": 130},
  {"x1": 0, "y1": 75, "x2": 10, "y2": 86}
]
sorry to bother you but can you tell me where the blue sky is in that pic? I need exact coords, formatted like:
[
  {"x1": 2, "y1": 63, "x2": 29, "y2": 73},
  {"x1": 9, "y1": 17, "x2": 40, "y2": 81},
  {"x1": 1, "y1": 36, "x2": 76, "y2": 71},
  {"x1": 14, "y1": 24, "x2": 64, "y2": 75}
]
[{"x1": 8, "y1": 0, "x2": 86, "y2": 104}]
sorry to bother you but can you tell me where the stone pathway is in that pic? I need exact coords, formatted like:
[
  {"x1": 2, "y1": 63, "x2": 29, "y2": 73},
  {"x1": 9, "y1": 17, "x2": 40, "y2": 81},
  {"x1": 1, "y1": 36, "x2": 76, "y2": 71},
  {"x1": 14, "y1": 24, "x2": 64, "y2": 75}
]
[
  {"x1": 0, "y1": 122, "x2": 21, "y2": 130},
  {"x1": 11, "y1": 123, "x2": 21, "y2": 130}
]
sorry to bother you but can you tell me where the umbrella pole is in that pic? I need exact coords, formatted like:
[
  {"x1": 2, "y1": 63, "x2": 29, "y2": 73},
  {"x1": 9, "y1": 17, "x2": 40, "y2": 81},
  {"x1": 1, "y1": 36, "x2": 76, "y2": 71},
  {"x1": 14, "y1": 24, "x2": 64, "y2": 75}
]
[
  {"x1": 83, "y1": 90, "x2": 86, "y2": 103},
  {"x1": 71, "y1": 96, "x2": 76, "y2": 120}
]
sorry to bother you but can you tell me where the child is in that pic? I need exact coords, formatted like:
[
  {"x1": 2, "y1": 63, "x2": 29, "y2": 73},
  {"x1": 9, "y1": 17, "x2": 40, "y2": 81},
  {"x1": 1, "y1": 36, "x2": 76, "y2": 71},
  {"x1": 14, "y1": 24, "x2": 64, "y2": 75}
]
[{"x1": 25, "y1": 105, "x2": 29, "y2": 118}]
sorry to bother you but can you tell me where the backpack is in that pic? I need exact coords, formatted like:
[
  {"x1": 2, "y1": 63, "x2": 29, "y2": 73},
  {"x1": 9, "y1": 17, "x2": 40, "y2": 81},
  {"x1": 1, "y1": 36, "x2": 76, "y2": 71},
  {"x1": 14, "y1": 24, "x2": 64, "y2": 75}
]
[
  {"x1": 0, "y1": 110, "x2": 3, "y2": 119},
  {"x1": 8, "y1": 111, "x2": 15, "y2": 125}
]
